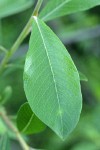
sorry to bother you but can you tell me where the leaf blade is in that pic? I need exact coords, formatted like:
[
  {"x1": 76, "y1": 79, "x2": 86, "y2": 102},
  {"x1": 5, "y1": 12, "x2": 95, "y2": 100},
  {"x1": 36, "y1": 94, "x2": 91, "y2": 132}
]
[
  {"x1": 40, "y1": 0, "x2": 100, "y2": 21},
  {"x1": 17, "y1": 102, "x2": 46, "y2": 134},
  {"x1": 24, "y1": 17, "x2": 82, "y2": 139}
]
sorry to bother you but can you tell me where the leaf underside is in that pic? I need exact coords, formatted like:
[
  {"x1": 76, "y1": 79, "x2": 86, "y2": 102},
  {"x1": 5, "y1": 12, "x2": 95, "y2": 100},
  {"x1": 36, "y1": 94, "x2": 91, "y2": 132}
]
[{"x1": 24, "y1": 17, "x2": 82, "y2": 139}]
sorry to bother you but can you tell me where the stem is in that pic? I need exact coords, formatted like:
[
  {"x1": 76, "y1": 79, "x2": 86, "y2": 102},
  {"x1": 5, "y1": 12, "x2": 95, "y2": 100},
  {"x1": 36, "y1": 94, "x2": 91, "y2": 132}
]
[
  {"x1": 34, "y1": 0, "x2": 43, "y2": 16},
  {"x1": 0, "y1": 111, "x2": 31, "y2": 150},
  {"x1": 0, "y1": 0, "x2": 43, "y2": 74}
]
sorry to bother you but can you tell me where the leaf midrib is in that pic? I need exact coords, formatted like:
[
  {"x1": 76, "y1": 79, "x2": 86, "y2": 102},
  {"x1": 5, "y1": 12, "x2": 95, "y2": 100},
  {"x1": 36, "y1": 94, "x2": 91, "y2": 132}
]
[
  {"x1": 33, "y1": 16, "x2": 63, "y2": 136},
  {"x1": 22, "y1": 114, "x2": 34, "y2": 133},
  {"x1": 42, "y1": 0, "x2": 71, "y2": 20}
]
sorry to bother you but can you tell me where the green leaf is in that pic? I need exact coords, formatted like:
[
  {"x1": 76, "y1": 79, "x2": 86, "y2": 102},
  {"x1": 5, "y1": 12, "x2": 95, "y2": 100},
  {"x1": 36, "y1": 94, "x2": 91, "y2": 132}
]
[
  {"x1": 0, "y1": 0, "x2": 34, "y2": 19},
  {"x1": 79, "y1": 71, "x2": 88, "y2": 82},
  {"x1": 40, "y1": 0, "x2": 100, "y2": 21},
  {"x1": 24, "y1": 17, "x2": 82, "y2": 139},
  {"x1": 17, "y1": 102, "x2": 46, "y2": 134},
  {"x1": 0, "y1": 133, "x2": 10, "y2": 150}
]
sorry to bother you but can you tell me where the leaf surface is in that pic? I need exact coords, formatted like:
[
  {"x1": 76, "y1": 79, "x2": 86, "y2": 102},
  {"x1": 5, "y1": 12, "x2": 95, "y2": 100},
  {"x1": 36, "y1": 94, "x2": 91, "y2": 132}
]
[
  {"x1": 24, "y1": 17, "x2": 82, "y2": 139},
  {"x1": 40, "y1": 0, "x2": 100, "y2": 21},
  {"x1": 0, "y1": 0, "x2": 34, "y2": 18},
  {"x1": 17, "y1": 102, "x2": 46, "y2": 134}
]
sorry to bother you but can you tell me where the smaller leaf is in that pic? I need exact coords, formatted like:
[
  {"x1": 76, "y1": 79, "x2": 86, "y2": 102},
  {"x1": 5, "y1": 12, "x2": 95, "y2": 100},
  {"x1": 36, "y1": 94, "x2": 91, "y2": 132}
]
[
  {"x1": 0, "y1": 133, "x2": 10, "y2": 150},
  {"x1": 40, "y1": 0, "x2": 100, "y2": 21},
  {"x1": 79, "y1": 71, "x2": 88, "y2": 82},
  {"x1": 17, "y1": 102, "x2": 46, "y2": 135}
]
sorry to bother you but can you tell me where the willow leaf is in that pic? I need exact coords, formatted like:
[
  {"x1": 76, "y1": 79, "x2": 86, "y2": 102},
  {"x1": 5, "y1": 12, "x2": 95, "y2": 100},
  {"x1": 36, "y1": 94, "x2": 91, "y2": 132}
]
[
  {"x1": 17, "y1": 102, "x2": 46, "y2": 134},
  {"x1": 40, "y1": 0, "x2": 100, "y2": 21},
  {"x1": 24, "y1": 17, "x2": 82, "y2": 139}
]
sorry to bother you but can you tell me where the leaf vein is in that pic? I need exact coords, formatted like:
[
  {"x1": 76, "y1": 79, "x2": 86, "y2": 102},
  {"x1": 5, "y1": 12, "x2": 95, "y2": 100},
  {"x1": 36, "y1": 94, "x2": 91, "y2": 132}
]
[{"x1": 34, "y1": 16, "x2": 64, "y2": 136}]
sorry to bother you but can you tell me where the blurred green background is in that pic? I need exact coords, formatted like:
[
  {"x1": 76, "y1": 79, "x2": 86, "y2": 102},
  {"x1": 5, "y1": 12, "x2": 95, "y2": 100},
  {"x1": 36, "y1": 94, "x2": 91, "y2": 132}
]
[{"x1": 0, "y1": 0, "x2": 100, "y2": 150}]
